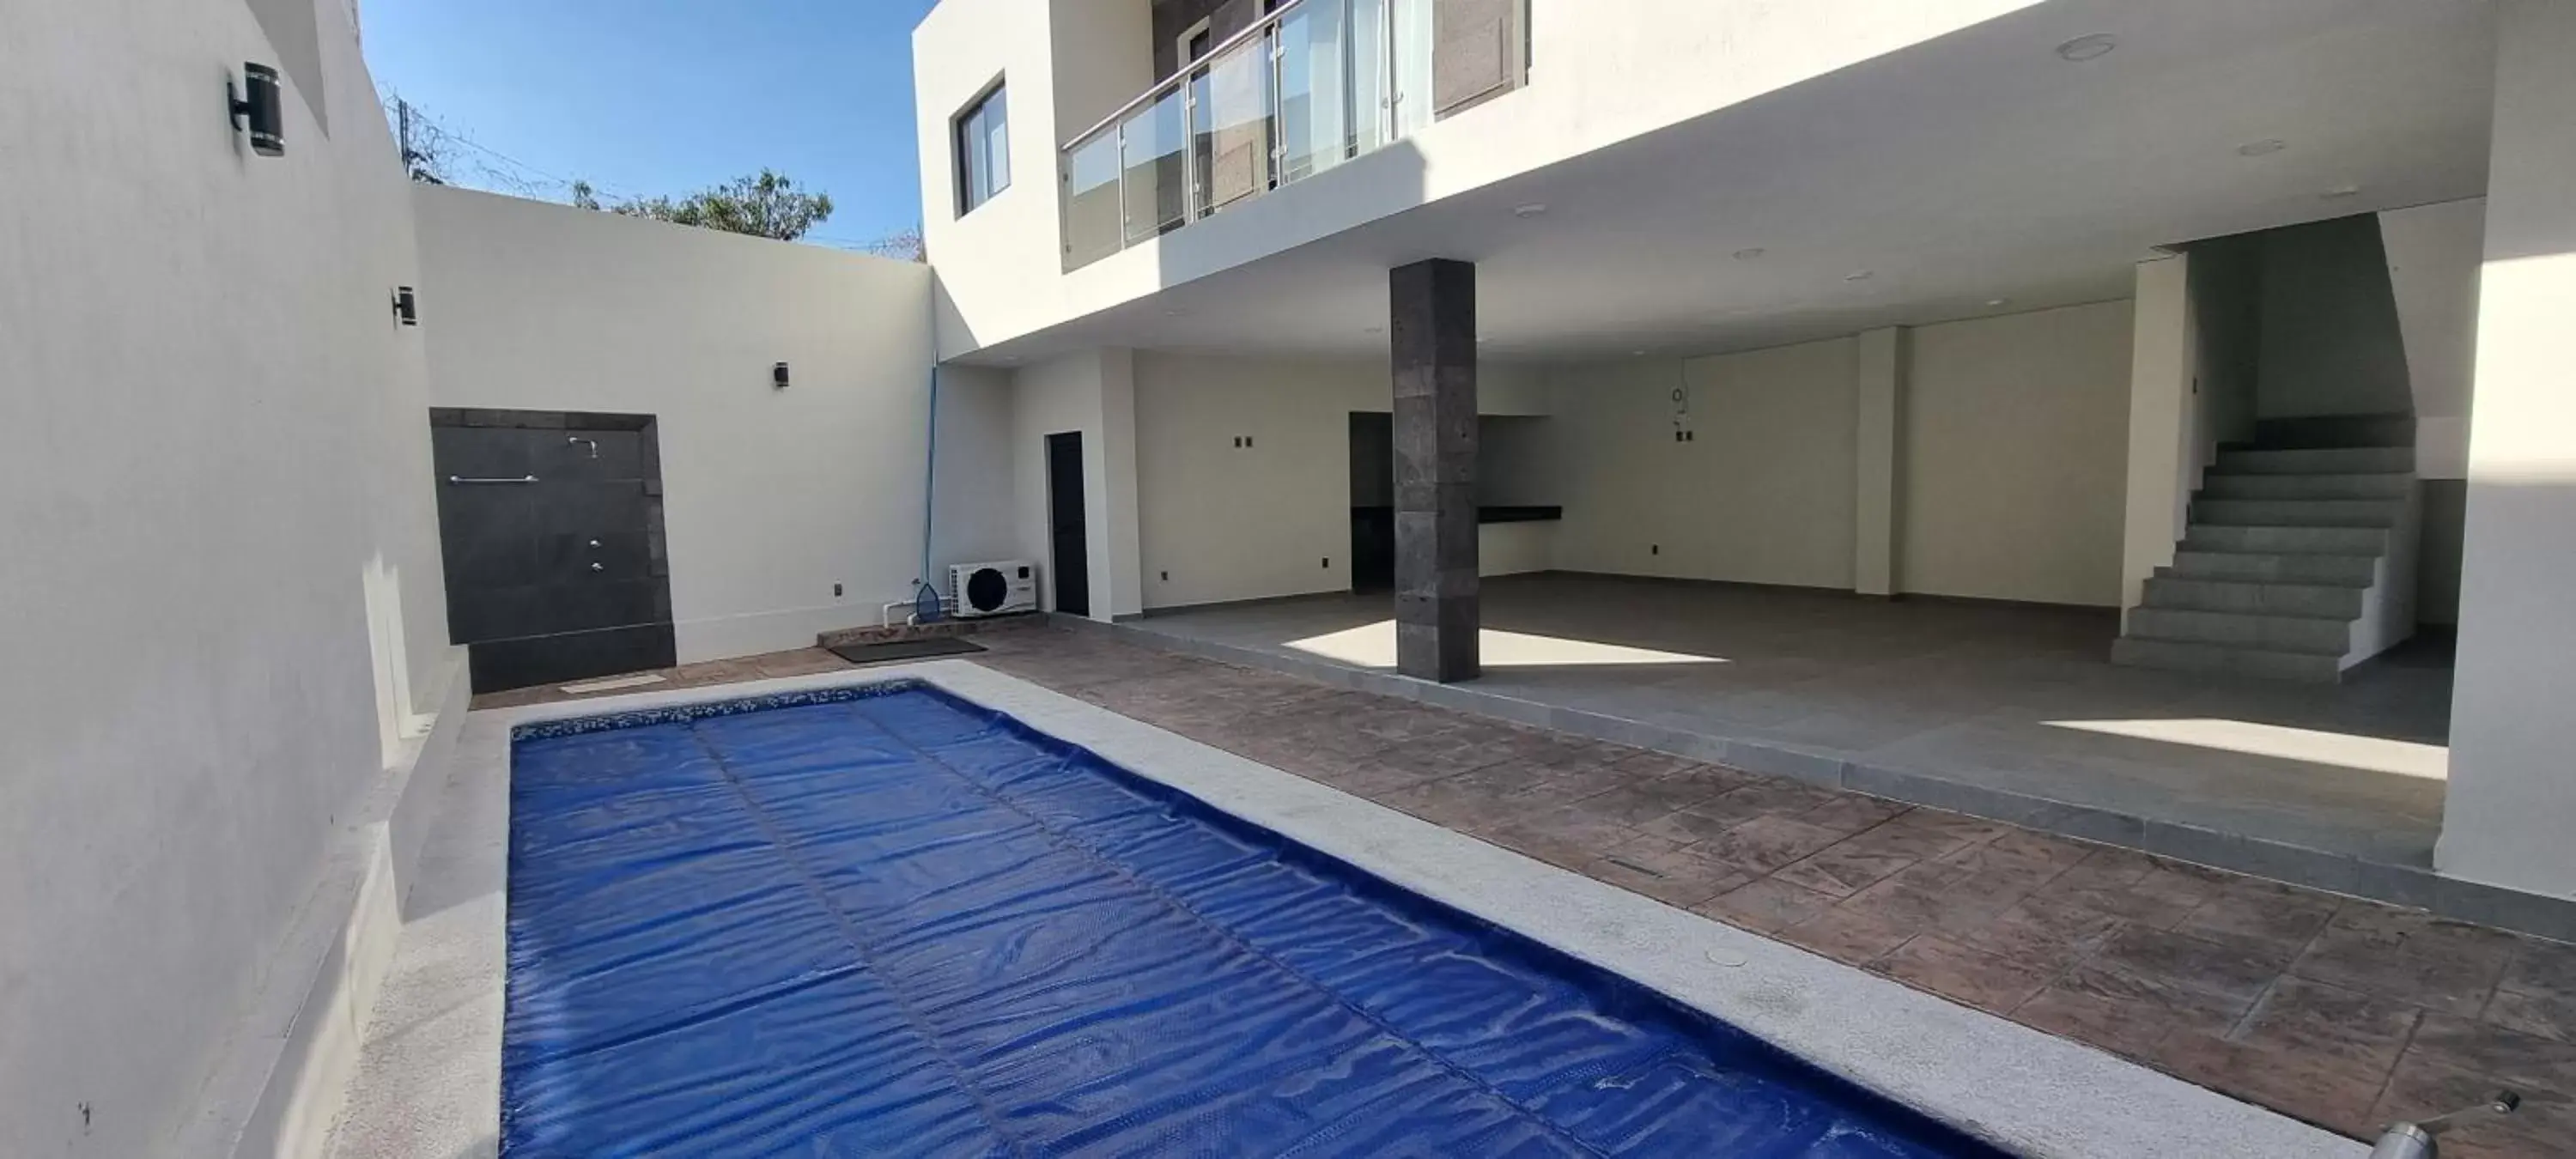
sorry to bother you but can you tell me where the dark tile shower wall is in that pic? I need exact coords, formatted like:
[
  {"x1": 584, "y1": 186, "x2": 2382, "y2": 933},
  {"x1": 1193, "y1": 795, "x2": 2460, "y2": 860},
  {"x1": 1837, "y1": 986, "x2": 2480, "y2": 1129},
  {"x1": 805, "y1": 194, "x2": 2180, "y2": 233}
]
[{"x1": 428, "y1": 409, "x2": 676, "y2": 692}]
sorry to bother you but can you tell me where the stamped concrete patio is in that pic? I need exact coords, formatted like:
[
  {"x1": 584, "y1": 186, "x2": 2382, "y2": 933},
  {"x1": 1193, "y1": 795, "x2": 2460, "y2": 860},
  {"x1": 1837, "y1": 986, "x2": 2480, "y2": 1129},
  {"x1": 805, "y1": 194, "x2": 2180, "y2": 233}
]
[
  {"x1": 477, "y1": 625, "x2": 2571, "y2": 1156},
  {"x1": 1109, "y1": 573, "x2": 2496, "y2": 921}
]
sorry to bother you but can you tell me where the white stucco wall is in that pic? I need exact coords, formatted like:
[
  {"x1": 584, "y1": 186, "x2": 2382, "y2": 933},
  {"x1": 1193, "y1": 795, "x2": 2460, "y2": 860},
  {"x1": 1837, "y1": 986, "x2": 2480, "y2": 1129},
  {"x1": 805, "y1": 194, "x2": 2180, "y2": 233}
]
[
  {"x1": 1011, "y1": 348, "x2": 1147, "y2": 619},
  {"x1": 411, "y1": 186, "x2": 1007, "y2": 660},
  {"x1": 1546, "y1": 305, "x2": 2132, "y2": 604},
  {"x1": 2252, "y1": 215, "x2": 2417, "y2": 422},
  {"x1": 914, "y1": 0, "x2": 2044, "y2": 357},
  {"x1": 1127, "y1": 351, "x2": 1549, "y2": 610},
  {"x1": 2120, "y1": 257, "x2": 2198, "y2": 624},
  {"x1": 2379, "y1": 197, "x2": 2487, "y2": 480},
  {"x1": 1903, "y1": 300, "x2": 2136, "y2": 606},
  {"x1": 1548, "y1": 340, "x2": 1860, "y2": 588},
  {"x1": 2436, "y1": 0, "x2": 2576, "y2": 899},
  {"x1": 0, "y1": 1, "x2": 450, "y2": 1154}
]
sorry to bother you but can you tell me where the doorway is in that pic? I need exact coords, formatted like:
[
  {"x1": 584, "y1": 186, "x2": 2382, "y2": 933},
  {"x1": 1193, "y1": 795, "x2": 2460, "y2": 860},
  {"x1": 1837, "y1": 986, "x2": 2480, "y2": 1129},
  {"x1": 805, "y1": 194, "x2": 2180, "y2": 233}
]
[
  {"x1": 428, "y1": 408, "x2": 674, "y2": 693},
  {"x1": 1349, "y1": 411, "x2": 1394, "y2": 591},
  {"x1": 1046, "y1": 431, "x2": 1091, "y2": 616}
]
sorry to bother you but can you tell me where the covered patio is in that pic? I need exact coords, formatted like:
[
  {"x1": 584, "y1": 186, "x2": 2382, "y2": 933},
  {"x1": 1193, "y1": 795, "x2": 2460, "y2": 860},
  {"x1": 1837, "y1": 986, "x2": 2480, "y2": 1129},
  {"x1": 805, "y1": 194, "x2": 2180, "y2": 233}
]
[{"x1": 1112, "y1": 573, "x2": 2483, "y2": 919}]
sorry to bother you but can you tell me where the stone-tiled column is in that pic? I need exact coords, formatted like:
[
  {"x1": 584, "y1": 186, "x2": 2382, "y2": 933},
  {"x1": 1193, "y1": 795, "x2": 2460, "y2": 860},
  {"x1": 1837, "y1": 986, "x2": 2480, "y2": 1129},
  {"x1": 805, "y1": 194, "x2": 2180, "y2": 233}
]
[{"x1": 1390, "y1": 258, "x2": 1479, "y2": 683}]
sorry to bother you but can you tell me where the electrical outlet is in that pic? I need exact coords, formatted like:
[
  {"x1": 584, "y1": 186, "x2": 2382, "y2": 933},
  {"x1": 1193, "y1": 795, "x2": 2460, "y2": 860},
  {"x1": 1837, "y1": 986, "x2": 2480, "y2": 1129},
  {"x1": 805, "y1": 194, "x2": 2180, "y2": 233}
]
[
  {"x1": 1321, "y1": 557, "x2": 1330, "y2": 568},
  {"x1": 1160, "y1": 570, "x2": 1170, "y2": 581},
  {"x1": 1650, "y1": 544, "x2": 1660, "y2": 555},
  {"x1": 832, "y1": 582, "x2": 843, "y2": 598}
]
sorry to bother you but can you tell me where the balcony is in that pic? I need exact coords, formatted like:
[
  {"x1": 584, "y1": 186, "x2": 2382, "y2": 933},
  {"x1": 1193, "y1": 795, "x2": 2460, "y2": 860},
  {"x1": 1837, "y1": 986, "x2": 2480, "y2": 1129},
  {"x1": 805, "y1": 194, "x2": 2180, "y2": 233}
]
[{"x1": 1059, "y1": 0, "x2": 1442, "y2": 272}]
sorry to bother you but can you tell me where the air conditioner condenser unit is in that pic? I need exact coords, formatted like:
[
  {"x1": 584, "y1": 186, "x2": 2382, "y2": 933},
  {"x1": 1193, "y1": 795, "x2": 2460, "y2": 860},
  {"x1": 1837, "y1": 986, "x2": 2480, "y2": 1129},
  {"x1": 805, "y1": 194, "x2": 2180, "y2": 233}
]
[{"x1": 948, "y1": 560, "x2": 1039, "y2": 618}]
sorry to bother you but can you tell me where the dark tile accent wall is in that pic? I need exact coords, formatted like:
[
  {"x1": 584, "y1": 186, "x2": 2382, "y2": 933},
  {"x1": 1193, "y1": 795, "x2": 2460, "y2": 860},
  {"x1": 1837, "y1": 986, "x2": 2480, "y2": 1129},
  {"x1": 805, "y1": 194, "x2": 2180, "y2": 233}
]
[
  {"x1": 429, "y1": 408, "x2": 676, "y2": 692},
  {"x1": 1432, "y1": 0, "x2": 1522, "y2": 115},
  {"x1": 1390, "y1": 258, "x2": 1479, "y2": 683}
]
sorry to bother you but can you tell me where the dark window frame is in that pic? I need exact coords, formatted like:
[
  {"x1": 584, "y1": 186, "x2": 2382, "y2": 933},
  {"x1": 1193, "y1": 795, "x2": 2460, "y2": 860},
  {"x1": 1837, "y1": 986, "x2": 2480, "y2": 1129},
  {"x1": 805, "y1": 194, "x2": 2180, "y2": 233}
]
[{"x1": 952, "y1": 78, "x2": 1011, "y2": 217}]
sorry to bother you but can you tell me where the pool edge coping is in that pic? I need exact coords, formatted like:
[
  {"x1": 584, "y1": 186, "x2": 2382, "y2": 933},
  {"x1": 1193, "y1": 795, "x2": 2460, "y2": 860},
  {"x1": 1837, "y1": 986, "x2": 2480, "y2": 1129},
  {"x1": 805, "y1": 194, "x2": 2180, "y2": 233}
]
[{"x1": 325, "y1": 661, "x2": 2367, "y2": 1159}]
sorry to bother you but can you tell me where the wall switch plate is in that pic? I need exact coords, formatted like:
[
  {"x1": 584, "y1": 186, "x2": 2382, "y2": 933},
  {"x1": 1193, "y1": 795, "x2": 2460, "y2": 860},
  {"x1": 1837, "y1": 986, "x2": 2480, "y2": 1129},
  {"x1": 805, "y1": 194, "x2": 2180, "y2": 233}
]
[
  {"x1": 1321, "y1": 557, "x2": 1329, "y2": 568},
  {"x1": 832, "y1": 582, "x2": 843, "y2": 598},
  {"x1": 1160, "y1": 570, "x2": 1170, "y2": 581},
  {"x1": 1651, "y1": 544, "x2": 1660, "y2": 555}
]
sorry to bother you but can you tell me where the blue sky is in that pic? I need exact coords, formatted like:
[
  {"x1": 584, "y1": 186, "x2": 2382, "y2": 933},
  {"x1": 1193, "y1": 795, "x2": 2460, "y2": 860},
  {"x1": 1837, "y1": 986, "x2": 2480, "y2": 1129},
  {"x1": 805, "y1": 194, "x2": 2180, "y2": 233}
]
[{"x1": 361, "y1": 0, "x2": 939, "y2": 250}]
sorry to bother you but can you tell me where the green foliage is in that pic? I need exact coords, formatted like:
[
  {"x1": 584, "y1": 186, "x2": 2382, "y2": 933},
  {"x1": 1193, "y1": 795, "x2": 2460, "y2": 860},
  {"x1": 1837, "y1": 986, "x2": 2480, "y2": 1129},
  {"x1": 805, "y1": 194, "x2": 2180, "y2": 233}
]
[{"x1": 571, "y1": 170, "x2": 835, "y2": 242}]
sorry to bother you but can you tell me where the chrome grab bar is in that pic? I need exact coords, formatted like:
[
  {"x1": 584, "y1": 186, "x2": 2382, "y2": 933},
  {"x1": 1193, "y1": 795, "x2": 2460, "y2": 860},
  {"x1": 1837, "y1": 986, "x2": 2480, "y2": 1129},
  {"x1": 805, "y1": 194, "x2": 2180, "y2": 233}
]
[{"x1": 447, "y1": 475, "x2": 538, "y2": 484}]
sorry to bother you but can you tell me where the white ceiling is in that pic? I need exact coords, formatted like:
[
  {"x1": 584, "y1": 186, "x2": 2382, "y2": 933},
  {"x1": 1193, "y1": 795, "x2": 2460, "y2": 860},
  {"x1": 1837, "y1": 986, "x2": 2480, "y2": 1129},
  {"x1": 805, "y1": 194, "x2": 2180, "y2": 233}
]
[{"x1": 963, "y1": 0, "x2": 2496, "y2": 368}]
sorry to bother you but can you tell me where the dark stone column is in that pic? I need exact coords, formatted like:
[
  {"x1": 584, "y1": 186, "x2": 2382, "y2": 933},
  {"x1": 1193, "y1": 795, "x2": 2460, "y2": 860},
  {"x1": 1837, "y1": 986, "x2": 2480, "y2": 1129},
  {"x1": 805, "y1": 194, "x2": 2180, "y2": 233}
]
[{"x1": 1390, "y1": 258, "x2": 1479, "y2": 683}]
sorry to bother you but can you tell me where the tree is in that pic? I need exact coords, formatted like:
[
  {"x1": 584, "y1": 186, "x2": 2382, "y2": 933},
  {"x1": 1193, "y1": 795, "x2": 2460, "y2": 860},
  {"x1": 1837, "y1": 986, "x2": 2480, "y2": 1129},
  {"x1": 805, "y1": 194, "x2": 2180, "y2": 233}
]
[
  {"x1": 863, "y1": 226, "x2": 927, "y2": 263},
  {"x1": 574, "y1": 169, "x2": 836, "y2": 242}
]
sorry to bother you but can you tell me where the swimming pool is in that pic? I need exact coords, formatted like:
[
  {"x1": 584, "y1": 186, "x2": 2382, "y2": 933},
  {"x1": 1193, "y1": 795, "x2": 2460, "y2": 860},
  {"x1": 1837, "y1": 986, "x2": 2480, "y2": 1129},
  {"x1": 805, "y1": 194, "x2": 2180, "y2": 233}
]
[{"x1": 502, "y1": 681, "x2": 2011, "y2": 1156}]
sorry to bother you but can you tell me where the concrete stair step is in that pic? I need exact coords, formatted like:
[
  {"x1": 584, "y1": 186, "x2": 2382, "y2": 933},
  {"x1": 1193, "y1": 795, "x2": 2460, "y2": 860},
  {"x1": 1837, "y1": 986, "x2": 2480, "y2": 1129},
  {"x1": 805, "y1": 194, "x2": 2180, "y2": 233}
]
[
  {"x1": 2194, "y1": 499, "x2": 2406, "y2": 528},
  {"x1": 2127, "y1": 607, "x2": 2352, "y2": 655},
  {"x1": 2142, "y1": 576, "x2": 2366, "y2": 618},
  {"x1": 2198, "y1": 472, "x2": 2415, "y2": 501},
  {"x1": 2182, "y1": 525, "x2": 2391, "y2": 556},
  {"x1": 2212, "y1": 446, "x2": 2415, "y2": 476},
  {"x1": 2111, "y1": 637, "x2": 2344, "y2": 683},
  {"x1": 2252, "y1": 414, "x2": 2415, "y2": 451},
  {"x1": 2164, "y1": 549, "x2": 2379, "y2": 586}
]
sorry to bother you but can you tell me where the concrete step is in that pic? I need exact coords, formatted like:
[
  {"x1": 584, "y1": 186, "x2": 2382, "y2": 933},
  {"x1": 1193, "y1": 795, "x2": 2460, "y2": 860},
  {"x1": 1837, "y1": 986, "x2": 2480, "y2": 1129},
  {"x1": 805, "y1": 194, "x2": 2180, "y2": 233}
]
[
  {"x1": 2127, "y1": 607, "x2": 2352, "y2": 655},
  {"x1": 2111, "y1": 637, "x2": 2344, "y2": 683},
  {"x1": 2198, "y1": 472, "x2": 2415, "y2": 501},
  {"x1": 2164, "y1": 549, "x2": 2379, "y2": 586},
  {"x1": 2182, "y1": 525, "x2": 2391, "y2": 556},
  {"x1": 2142, "y1": 576, "x2": 2367, "y2": 619},
  {"x1": 2194, "y1": 499, "x2": 2406, "y2": 528},
  {"x1": 2212, "y1": 446, "x2": 2416, "y2": 476},
  {"x1": 2253, "y1": 414, "x2": 2415, "y2": 451}
]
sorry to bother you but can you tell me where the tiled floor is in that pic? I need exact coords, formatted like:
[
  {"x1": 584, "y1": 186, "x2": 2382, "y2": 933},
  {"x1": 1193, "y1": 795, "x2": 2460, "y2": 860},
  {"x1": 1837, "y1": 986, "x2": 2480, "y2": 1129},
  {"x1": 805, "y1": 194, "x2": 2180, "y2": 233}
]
[
  {"x1": 475, "y1": 629, "x2": 2567, "y2": 1156},
  {"x1": 1126, "y1": 574, "x2": 2455, "y2": 870}
]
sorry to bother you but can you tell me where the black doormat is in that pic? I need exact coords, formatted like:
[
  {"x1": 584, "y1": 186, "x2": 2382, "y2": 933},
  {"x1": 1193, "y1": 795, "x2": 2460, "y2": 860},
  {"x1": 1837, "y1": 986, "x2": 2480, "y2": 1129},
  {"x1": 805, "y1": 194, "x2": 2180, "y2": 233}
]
[{"x1": 826, "y1": 636, "x2": 988, "y2": 665}]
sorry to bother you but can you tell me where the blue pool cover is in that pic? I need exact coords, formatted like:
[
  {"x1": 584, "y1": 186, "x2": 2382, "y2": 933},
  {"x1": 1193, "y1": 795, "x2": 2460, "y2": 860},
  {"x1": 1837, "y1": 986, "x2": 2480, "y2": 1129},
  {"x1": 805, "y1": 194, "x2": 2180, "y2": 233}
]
[{"x1": 505, "y1": 683, "x2": 2010, "y2": 1157}]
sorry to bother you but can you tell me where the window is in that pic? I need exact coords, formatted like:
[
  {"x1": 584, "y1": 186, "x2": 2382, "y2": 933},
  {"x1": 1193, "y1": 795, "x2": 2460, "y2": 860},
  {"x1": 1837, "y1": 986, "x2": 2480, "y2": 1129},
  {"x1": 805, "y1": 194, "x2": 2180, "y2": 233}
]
[{"x1": 954, "y1": 82, "x2": 1009, "y2": 215}]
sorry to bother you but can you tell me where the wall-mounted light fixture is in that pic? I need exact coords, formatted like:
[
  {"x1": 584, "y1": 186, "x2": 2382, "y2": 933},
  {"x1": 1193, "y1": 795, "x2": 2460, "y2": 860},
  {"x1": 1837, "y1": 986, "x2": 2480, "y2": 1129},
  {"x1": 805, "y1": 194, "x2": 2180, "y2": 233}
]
[
  {"x1": 229, "y1": 64, "x2": 284, "y2": 157},
  {"x1": 772, "y1": 362, "x2": 791, "y2": 390},
  {"x1": 391, "y1": 286, "x2": 418, "y2": 326}
]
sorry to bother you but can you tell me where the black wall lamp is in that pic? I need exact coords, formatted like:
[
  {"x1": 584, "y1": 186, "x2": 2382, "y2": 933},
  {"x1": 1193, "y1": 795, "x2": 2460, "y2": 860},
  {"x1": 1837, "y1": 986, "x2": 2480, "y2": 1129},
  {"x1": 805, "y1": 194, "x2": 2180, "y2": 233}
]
[
  {"x1": 391, "y1": 287, "x2": 418, "y2": 326},
  {"x1": 773, "y1": 361, "x2": 791, "y2": 390},
  {"x1": 229, "y1": 64, "x2": 284, "y2": 157}
]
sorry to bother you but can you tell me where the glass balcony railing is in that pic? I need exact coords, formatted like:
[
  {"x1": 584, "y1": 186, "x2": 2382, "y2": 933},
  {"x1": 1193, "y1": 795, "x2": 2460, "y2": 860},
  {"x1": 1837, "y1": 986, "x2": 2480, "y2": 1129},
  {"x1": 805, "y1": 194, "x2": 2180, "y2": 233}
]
[{"x1": 1061, "y1": 0, "x2": 1435, "y2": 271}]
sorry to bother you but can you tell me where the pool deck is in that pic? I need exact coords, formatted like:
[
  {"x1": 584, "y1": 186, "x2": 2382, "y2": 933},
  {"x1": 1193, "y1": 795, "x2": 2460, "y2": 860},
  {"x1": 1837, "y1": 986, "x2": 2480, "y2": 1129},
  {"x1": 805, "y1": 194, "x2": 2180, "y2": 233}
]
[{"x1": 404, "y1": 633, "x2": 2576, "y2": 1156}]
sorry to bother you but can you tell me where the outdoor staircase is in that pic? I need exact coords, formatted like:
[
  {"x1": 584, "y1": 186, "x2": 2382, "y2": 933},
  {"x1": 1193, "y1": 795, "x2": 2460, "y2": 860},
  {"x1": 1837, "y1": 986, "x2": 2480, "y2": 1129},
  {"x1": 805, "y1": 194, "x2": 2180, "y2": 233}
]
[{"x1": 2113, "y1": 416, "x2": 2421, "y2": 683}]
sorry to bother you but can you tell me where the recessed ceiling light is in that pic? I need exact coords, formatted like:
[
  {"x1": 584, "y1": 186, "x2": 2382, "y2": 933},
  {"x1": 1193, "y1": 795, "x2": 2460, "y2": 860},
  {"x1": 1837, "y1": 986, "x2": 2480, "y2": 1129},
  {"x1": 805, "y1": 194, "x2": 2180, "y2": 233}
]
[
  {"x1": 1985, "y1": 298, "x2": 2010, "y2": 307},
  {"x1": 1364, "y1": 325, "x2": 1383, "y2": 334},
  {"x1": 1844, "y1": 270, "x2": 1874, "y2": 282},
  {"x1": 2321, "y1": 184, "x2": 2363, "y2": 199},
  {"x1": 2056, "y1": 33, "x2": 2117, "y2": 62},
  {"x1": 1512, "y1": 203, "x2": 1548, "y2": 218},
  {"x1": 1631, "y1": 349, "x2": 1648, "y2": 356},
  {"x1": 2237, "y1": 138, "x2": 2287, "y2": 157},
  {"x1": 1733, "y1": 246, "x2": 1765, "y2": 260}
]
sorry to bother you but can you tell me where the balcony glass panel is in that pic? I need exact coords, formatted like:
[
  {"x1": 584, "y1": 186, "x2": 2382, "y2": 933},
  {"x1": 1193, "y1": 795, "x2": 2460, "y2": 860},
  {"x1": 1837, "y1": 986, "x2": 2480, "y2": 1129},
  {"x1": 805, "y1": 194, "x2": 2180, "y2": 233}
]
[
  {"x1": 1062, "y1": 0, "x2": 1445, "y2": 271},
  {"x1": 1277, "y1": 0, "x2": 1349, "y2": 183},
  {"x1": 1120, "y1": 88, "x2": 1188, "y2": 244},
  {"x1": 1064, "y1": 132, "x2": 1123, "y2": 268},
  {"x1": 1196, "y1": 34, "x2": 1276, "y2": 212},
  {"x1": 1348, "y1": 0, "x2": 1392, "y2": 158}
]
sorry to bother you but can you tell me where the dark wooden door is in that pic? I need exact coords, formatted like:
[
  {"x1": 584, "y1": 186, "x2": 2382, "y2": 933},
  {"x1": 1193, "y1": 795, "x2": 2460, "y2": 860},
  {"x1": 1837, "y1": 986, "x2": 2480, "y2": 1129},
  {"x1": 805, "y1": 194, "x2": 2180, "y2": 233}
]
[
  {"x1": 430, "y1": 412, "x2": 674, "y2": 692},
  {"x1": 1046, "y1": 432, "x2": 1091, "y2": 617}
]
